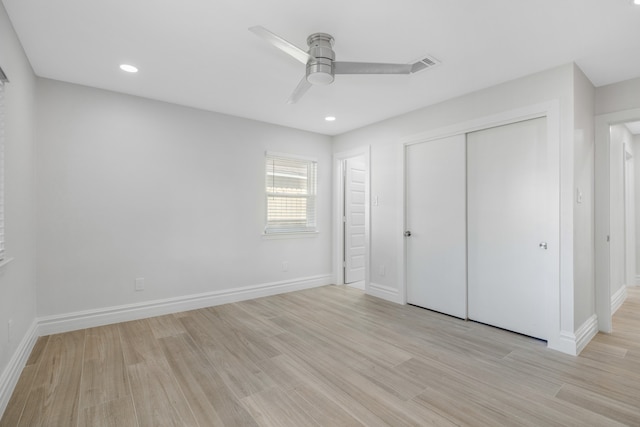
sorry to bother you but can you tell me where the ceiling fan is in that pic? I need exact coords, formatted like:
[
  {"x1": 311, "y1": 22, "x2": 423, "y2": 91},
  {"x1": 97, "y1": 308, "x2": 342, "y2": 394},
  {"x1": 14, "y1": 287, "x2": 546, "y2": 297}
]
[{"x1": 249, "y1": 26, "x2": 436, "y2": 103}]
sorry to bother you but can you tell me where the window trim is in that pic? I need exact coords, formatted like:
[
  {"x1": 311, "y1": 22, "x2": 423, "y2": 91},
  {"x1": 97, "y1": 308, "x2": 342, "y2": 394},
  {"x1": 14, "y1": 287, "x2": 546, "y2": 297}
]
[{"x1": 264, "y1": 151, "x2": 318, "y2": 235}]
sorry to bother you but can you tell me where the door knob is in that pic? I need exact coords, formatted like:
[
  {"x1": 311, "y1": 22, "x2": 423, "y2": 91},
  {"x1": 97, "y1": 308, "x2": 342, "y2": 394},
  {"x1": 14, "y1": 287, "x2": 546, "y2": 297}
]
[
  {"x1": 539, "y1": 242, "x2": 548, "y2": 250},
  {"x1": 404, "y1": 231, "x2": 412, "y2": 237}
]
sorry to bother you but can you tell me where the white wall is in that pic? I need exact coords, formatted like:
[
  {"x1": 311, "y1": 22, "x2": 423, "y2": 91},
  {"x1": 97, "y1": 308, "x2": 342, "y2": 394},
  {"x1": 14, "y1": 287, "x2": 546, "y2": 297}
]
[
  {"x1": 0, "y1": 0, "x2": 38, "y2": 408},
  {"x1": 572, "y1": 66, "x2": 596, "y2": 327},
  {"x1": 334, "y1": 63, "x2": 586, "y2": 351},
  {"x1": 35, "y1": 79, "x2": 333, "y2": 317}
]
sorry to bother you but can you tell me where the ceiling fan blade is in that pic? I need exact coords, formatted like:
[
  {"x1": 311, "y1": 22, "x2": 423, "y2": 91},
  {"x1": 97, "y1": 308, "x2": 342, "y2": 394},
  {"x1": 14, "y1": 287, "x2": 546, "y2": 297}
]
[
  {"x1": 334, "y1": 61, "x2": 412, "y2": 75},
  {"x1": 287, "y1": 76, "x2": 312, "y2": 104},
  {"x1": 249, "y1": 26, "x2": 312, "y2": 64}
]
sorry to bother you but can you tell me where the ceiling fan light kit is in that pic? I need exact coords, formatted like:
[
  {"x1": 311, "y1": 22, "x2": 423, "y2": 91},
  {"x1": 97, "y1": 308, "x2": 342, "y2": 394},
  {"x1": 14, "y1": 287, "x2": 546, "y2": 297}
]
[
  {"x1": 250, "y1": 26, "x2": 440, "y2": 103},
  {"x1": 305, "y1": 33, "x2": 335, "y2": 85}
]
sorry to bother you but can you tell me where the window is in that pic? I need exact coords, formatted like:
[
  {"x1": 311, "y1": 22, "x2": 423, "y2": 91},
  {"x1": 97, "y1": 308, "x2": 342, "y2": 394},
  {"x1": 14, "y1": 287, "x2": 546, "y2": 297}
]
[
  {"x1": 265, "y1": 152, "x2": 317, "y2": 234},
  {"x1": 0, "y1": 66, "x2": 7, "y2": 261}
]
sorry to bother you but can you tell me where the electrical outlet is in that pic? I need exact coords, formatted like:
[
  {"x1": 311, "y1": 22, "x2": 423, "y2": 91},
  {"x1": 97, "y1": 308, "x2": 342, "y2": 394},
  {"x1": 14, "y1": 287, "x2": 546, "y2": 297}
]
[
  {"x1": 8, "y1": 319, "x2": 13, "y2": 343},
  {"x1": 135, "y1": 277, "x2": 145, "y2": 291},
  {"x1": 282, "y1": 261, "x2": 289, "y2": 272}
]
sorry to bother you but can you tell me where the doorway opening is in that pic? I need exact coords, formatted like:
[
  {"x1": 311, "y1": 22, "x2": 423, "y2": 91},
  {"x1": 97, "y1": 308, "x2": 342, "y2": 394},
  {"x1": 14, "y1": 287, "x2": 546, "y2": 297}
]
[
  {"x1": 333, "y1": 148, "x2": 370, "y2": 290},
  {"x1": 595, "y1": 109, "x2": 640, "y2": 333},
  {"x1": 609, "y1": 122, "x2": 639, "y2": 313}
]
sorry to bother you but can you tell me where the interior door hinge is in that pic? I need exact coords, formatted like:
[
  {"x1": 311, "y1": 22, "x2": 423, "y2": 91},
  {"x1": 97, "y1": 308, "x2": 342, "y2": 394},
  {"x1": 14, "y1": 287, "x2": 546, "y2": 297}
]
[
  {"x1": 342, "y1": 261, "x2": 346, "y2": 268},
  {"x1": 343, "y1": 216, "x2": 346, "y2": 223}
]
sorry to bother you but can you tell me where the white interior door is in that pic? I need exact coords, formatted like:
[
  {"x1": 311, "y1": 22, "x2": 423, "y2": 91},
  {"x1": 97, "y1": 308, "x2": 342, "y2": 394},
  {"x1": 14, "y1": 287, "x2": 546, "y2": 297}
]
[
  {"x1": 467, "y1": 117, "x2": 552, "y2": 340},
  {"x1": 406, "y1": 135, "x2": 467, "y2": 319},
  {"x1": 344, "y1": 157, "x2": 366, "y2": 284}
]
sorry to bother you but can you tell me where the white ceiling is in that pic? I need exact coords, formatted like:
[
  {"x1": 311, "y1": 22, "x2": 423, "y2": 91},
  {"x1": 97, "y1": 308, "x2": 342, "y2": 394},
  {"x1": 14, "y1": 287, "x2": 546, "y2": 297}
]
[{"x1": 3, "y1": 0, "x2": 640, "y2": 136}]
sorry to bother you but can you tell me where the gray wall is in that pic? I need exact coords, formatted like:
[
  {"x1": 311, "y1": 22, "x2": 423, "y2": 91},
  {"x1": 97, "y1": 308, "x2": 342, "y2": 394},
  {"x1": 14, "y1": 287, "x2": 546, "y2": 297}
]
[
  {"x1": 0, "y1": 1, "x2": 38, "y2": 393},
  {"x1": 35, "y1": 79, "x2": 333, "y2": 317},
  {"x1": 596, "y1": 77, "x2": 640, "y2": 116},
  {"x1": 572, "y1": 65, "x2": 596, "y2": 326},
  {"x1": 635, "y1": 135, "x2": 640, "y2": 284}
]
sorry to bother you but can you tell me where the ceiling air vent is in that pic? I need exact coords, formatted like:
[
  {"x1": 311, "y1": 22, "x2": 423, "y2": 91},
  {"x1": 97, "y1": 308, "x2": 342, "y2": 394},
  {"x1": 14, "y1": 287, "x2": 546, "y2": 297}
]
[{"x1": 410, "y1": 55, "x2": 441, "y2": 74}]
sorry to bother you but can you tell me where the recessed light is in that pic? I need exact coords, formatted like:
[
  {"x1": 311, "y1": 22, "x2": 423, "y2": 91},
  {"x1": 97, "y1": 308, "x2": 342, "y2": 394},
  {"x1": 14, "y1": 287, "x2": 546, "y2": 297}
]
[
  {"x1": 119, "y1": 64, "x2": 138, "y2": 73},
  {"x1": 635, "y1": 0, "x2": 640, "y2": 5},
  {"x1": 325, "y1": 116, "x2": 336, "y2": 122}
]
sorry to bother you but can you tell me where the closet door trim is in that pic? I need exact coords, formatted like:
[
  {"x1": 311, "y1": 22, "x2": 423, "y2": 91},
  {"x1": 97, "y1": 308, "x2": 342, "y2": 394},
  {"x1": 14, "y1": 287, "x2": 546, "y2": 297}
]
[{"x1": 399, "y1": 100, "x2": 569, "y2": 353}]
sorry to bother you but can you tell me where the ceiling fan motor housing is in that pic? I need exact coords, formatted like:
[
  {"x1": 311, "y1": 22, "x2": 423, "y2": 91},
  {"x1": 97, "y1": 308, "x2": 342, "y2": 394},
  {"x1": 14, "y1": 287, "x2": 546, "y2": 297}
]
[{"x1": 306, "y1": 33, "x2": 335, "y2": 85}]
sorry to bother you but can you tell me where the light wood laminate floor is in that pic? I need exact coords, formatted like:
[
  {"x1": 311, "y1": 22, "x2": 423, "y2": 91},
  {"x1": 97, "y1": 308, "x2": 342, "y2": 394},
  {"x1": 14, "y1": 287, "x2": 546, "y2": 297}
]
[{"x1": 2, "y1": 285, "x2": 640, "y2": 426}]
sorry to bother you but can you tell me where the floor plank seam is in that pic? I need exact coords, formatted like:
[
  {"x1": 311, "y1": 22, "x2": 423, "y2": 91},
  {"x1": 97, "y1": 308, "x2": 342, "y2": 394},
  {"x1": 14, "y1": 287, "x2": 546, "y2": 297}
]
[{"x1": 117, "y1": 324, "x2": 141, "y2": 427}]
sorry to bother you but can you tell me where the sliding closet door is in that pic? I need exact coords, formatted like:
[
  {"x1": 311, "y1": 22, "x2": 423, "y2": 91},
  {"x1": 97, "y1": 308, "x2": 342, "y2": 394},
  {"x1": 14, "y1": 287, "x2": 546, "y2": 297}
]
[
  {"x1": 406, "y1": 135, "x2": 467, "y2": 319},
  {"x1": 467, "y1": 117, "x2": 553, "y2": 340}
]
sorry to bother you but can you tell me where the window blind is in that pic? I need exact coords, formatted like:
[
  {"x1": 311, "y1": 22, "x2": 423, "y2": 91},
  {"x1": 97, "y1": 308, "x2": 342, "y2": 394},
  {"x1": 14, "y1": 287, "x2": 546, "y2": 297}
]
[
  {"x1": 0, "y1": 68, "x2": 7, "y2": 261},
  {"x1": 265, "y1": 152, "x2": 317, "y2": 233}
]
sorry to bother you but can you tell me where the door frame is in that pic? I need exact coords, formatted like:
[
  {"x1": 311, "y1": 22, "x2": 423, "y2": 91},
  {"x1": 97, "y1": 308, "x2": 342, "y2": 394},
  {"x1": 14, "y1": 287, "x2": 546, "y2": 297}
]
[
  {"x1": 623, "y1": 144, "x2": 635, "y2": 294},
  {"x1": 398, "y1": 101, "x2": 568, "y2": 353},
  {"x1": 595, "y1": 107, "x2": 640, "y2": 333},
  {"x1": 333, "y1": 147, "x2": 371, "y2": 289}
]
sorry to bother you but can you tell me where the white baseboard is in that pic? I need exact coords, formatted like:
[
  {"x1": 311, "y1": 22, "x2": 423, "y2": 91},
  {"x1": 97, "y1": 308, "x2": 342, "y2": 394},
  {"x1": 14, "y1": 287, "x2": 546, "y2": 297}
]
[
  {"x1": 0, "y1": 320, "x2": 38, "y2": 417},
  {"x1": 575, "y1": 314, "x2": 599, "y2": 355},
  {"x1": 611, "y1": 285, "x2": 628, "y2": 315},
  {"x1": 549, "y1": 333, "x2": 577, "y2": 356},
  {"x1": 366, "y1": 282, "x2": 403, "y2": 304},
  {"x1": 37, "y1": 274, "x2": 332, "y2": 336},
  {"x1": 552, "y1": 315, "x2": 598, "y2": 356},
  {"x1": 0, "y1": 275, "x2": 331, "y2": 419}
]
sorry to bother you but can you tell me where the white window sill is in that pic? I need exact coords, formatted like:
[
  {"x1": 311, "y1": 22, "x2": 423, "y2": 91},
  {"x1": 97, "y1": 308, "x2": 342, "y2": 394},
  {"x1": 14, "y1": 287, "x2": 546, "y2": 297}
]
[{"x1": 262, "y1": 231, "x2": 319, "y2": 240}]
